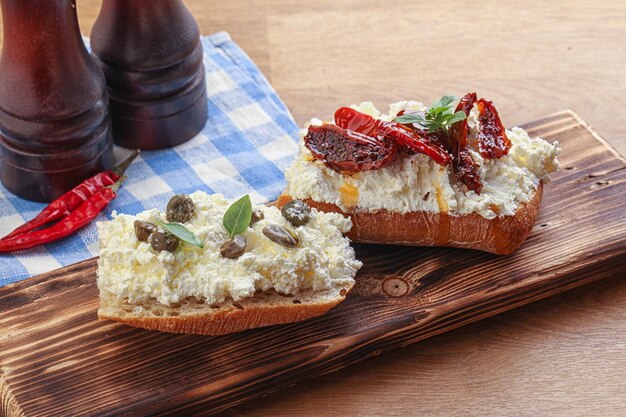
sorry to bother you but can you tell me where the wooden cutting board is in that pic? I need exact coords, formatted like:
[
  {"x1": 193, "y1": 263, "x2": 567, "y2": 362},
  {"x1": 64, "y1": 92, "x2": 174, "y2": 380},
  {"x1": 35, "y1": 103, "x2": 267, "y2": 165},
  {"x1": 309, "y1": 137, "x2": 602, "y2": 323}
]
[{"x1": 1, "y1": 110, "x2": 625, "y2": 417}]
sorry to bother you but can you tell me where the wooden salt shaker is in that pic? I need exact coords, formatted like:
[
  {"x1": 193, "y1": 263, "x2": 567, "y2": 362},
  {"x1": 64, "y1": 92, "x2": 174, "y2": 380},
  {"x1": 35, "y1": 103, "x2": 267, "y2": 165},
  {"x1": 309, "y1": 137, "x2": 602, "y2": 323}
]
[
  {"x1": 0, "y1": 0, "x2": 113, "y2": 202},
  {"x1": 90, "y1": 0, "x2": 208, "y2": 150}
]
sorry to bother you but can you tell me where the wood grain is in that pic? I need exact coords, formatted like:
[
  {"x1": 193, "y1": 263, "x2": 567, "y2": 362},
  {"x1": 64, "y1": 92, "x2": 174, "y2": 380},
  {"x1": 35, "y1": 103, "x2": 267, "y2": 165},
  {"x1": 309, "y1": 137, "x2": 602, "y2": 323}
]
[
  {"x1": 1, "y1": 111, "x2": 625, "y2": 416},
  {"x1": 2, "y1": 1, "x2": 626, "y2": 416}
]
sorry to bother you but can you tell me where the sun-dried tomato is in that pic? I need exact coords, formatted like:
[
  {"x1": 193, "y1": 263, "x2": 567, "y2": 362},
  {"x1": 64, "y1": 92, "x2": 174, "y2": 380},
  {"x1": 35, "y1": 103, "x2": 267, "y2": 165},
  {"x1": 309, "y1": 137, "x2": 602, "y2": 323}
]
[
  {"x1": 455, "y1": 147, "x2": 483, "y2": 194},
  {"x1": 449, "y1": 92, "x2": 483, "y2": 194},
  {"x1": 304, "y1": 124, "x2": 398, "y2": 173},
  {"x1": 334, "y1": 107, "x2": 451, "y2": 165},
  {"x1": 425, "y1": 130, "x2": 450, "y2": 152},
  {"x1": 334, "y1": 107, "x2": 381, "y2": 136},
  {"x1": 477, "y1": 99, "x2": 511, "y2": 159},
  {"x1": 381, "y1": 123, "x2": 451, "y2": 165},
  {"x1": 318, "y1": 97, "x2": 507, "y2": 188},
  {"x1": 455, "y1": 92, "x2": 477, "y2": 127}
]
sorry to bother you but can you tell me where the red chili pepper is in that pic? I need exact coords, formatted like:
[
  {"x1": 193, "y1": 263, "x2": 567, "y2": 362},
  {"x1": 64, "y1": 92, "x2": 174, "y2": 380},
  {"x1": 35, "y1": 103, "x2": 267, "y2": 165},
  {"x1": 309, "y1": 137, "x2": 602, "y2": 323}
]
[
  {"x1": 0, "y1": 178, "x2": 124, "y2": 252},
  {"x1": 334, "y1": 107, "x2": 452, "y2": 165},
  {"x1": 3, "y1": 150, "x2": 138, "y2": 239}
]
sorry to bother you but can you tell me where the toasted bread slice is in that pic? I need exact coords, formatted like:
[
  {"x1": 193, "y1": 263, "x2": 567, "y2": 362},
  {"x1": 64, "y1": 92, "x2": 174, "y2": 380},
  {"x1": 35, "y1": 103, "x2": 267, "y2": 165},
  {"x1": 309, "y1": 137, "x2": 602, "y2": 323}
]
[
  {"x1": 277, "y1": 183, "x2": 543, "y2": 255},
  {"x1": 98, "y1": 283, "x2": 352, "y2": 336}
]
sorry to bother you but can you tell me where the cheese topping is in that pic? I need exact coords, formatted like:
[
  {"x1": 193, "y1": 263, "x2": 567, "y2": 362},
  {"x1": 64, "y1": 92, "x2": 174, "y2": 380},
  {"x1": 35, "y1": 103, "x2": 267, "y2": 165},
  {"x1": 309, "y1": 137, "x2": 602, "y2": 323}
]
[
  {"x1": 284, "y1": 101, "x2": 560, "y2": 219},
  {"x1": 97, "y1": 192, "x2": 362, "y2": 306}
]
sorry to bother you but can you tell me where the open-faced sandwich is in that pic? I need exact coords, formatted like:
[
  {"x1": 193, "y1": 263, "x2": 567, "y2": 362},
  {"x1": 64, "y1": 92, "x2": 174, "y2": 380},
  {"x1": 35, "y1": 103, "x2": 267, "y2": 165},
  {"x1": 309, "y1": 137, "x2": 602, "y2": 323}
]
[
  {"x1": 97, "y1": 192, "x2": 361, "y2": 335},
  {"x1": 278, "y1": 93, "x2": 560, "y2": 254}
]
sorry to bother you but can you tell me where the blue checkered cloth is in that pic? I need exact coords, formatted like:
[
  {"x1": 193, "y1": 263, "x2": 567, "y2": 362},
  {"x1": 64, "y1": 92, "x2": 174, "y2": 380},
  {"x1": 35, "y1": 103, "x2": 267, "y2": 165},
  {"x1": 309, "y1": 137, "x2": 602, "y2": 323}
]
[{"x1": 0, "y1": 32, "x2": 300, "y2": 286}]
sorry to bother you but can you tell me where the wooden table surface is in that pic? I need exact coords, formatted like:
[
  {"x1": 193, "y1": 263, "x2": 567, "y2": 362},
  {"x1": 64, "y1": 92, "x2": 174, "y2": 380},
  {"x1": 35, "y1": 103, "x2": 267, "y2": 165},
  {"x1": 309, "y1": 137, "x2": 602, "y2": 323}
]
[{"x1": 3, "y1": 1, "x2": 626, "y2": 416}]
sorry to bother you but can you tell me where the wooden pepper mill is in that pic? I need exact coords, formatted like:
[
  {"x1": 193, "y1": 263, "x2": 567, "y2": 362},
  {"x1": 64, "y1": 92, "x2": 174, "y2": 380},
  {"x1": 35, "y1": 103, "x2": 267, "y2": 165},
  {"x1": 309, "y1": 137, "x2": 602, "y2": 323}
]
[
  {"x1": 90, "y1": 0, "x2": 208, "y2": 150},
  {"x1": 0, "y1": 0, "x2": 113, "y2": 202}
]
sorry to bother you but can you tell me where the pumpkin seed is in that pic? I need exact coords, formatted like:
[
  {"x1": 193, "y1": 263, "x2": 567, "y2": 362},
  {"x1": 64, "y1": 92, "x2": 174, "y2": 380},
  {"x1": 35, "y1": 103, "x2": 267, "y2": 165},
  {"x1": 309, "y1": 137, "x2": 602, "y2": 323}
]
[
  {"x1": 134, "y1": 220, "x2": 157, "y2": 242},
  {"x1": 280, "y1": 199, "x2": 311, "y2": 227},
  {"x1": 262, "y1": 224, "x2": 300, "y2": 248},
  {"x1": 149, "y1": 231, "x2": 179, "y2": 252},
  {"x1": 250, "y1": 208, "x2": 265, "y2": 226},
  {"x1": 166, "y1": 194, "x2": 195, "y2": 223},
  {"x1": 220, "y1": 235, "x2": 247, "y2": 259}
]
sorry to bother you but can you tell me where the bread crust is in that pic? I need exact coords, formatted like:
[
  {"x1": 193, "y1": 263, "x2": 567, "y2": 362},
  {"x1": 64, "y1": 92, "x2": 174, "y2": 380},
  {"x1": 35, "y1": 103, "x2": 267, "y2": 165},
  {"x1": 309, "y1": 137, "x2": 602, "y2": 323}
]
[
  {"x1": 277, "y1": 183, "x2": 543, "y2": 255},
  {"x1": 98, "y1": 285, "x2": 351, "y2": 336}
]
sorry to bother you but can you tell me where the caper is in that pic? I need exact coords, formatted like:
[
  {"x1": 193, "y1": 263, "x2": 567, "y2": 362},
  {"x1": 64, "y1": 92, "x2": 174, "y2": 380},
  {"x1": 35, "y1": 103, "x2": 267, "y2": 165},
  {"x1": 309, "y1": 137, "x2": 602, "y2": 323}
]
[
  {"x1": 250, "y1": 208, "x2": 264, "y2": 226},
  {"x1": 220, "y1": 235, "x2": 247, "y2": 259},
  {"x1": 149, "y1": 231, "x2": 179, "y2": 252},
  {"x1": 166, "y1": 194, "x2": 195, "y2": 223},
  {"x1": 134, "y1": 220, "x2": 157, "y2": 242},
  {"x1": 280, "y1": 199, "x2": 311, "y2": 227},
  {"x1": 262, "y1": 225, "x2": 300, "y2": 248}
]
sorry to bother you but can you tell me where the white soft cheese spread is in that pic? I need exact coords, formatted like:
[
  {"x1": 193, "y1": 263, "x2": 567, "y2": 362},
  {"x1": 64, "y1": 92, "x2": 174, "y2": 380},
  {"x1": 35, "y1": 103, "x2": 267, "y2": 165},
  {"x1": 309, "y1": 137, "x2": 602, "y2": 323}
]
[
  {"x1": 284, "y1": 101, "x2": 560, "y2": 219},
  {"x1": 97, "y1": 192, "x2": 362, "y2": 306}
]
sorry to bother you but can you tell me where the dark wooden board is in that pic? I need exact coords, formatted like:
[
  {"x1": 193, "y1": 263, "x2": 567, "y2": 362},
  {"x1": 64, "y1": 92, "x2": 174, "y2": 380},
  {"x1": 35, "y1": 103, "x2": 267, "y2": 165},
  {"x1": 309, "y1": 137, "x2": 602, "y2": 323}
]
[{"x1": 1, "y1": 111, "x2": 625, "y2": 417}]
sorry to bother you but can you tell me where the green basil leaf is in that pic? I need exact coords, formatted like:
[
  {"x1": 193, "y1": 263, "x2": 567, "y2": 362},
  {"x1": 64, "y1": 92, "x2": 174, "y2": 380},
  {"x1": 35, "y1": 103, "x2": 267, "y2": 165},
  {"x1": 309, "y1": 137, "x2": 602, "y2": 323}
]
[
  {"x1": 157, "y1": 221, "x2": 204, "y2": 248},
  {"x1": 445, "y1": 111, "x2": 467, "y2": 126},
  {"x1": 395, "y1": 95, "x2": 463, "y2": 134},
  {"x1": 432, "y1": 95, "x2": 458, "y2": 109},
  {"x1": 394, "y1": 113, "x2": 425, "y2": 124},
  {"x1": 427, "y1": 124, "x2": 442, "y2": 133},
  {"x1": 223, "y1": 194, "x2": 252, "y2": 239}
]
